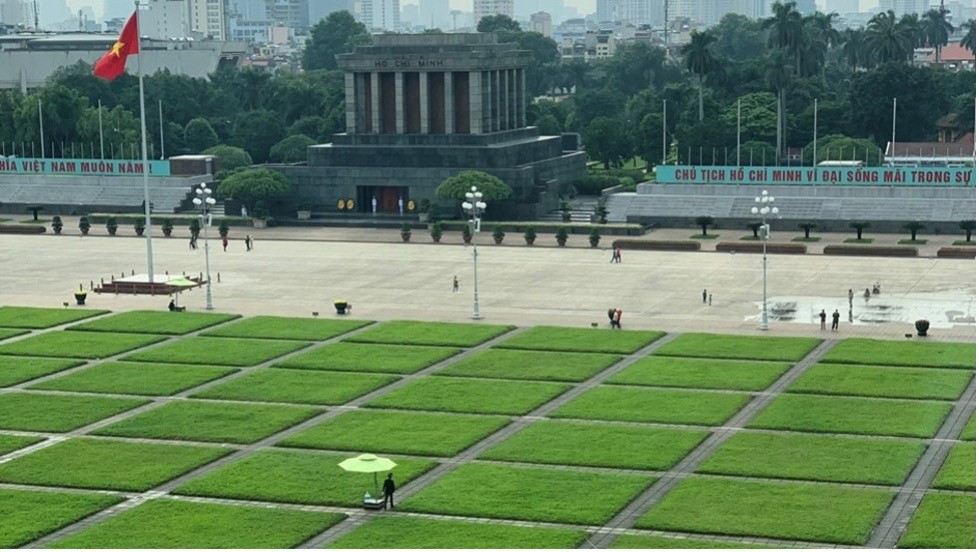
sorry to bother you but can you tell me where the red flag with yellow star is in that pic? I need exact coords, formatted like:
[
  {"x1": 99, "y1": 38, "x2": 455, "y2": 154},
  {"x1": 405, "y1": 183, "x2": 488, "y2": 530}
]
[{"x1": 93, "y1": 12, "x2": 138, "y2": 80}]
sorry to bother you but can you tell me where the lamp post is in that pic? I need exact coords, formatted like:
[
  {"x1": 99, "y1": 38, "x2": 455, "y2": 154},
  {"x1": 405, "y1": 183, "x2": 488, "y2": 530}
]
[
  {"x1": 461, "y1": 185, "x2": 486, "y2": 320},
  {"x1": 751, "y1": 190, "x2": 778, "y2": 331},
  {"x1": 192, "y1": 182, "x2": 216, "y2": 310}
]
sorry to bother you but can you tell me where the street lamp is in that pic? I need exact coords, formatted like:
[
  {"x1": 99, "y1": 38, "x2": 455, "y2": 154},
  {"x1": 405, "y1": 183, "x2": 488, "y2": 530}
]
[
  {"x1": 192, "y1": 182, "x2": 216, "y2": 311},
  {"x1": 751, "y1": 190, "x2": 778, "y2": 331},
  {"x1": 461, "y1": 185, "x2": 487, "y2": 320}
]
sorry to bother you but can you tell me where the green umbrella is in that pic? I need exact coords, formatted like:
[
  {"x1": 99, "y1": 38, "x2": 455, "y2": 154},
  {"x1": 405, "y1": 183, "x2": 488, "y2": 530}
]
[
  {"x1": 167, "y1": 277, "x2": 198, "y2": 307},
  {"x1": 338, "y1": 453, "x2": 397, "y2": 496}
]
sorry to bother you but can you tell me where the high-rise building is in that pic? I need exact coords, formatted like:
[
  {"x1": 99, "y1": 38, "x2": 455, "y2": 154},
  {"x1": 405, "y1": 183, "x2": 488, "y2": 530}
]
[
  {"x1": 596, "y1": 0, "x2": 619, "y2": 22},
  {"x1": 825, "y1": 0, "x2": 859, "y2": 14},
  {"x1": 358, "y1": 0, "x2": 400, "y2": 30},
  {"x1": 104, "y1": 0, "x2": 134, "y2": 20},
  {"x1": 878, "y1": 0, "x2": 930, "y2": 15},
  {"x1": 229, "y1": 0, "x2": 268, "y2": 20},
  {"x1": 530, "y1": 11, "x2": 552, "y2": 36},
  {"x1": 622, "y1": 0, "x2": 653, "y2": 25},
  {"x1": 268, "y1": 0, "x2": 309, "y2": 30},
  {"x1": 473, "y1": 0, "x2": 513, "y2": 27},
  {"x1": 402, "y1": 2, "x2": 420, "y2": 26},
  {"x1": 0, "y1": 0, "x2": 29, "y2": 26},
  {"x1": 188, "y1": 0, "x2": 225, "y2": 40},
  {"x1": 308, "y1": 0, "x2": 353, "y2": 26},
  {"x1": 142, "y1": 0, "x2": 190, "y2": 38},
  {"x1": 794, "y1": 0, "x2": 816, "y2": 13},
  {"x1": 419, "y1": 0, "x2": 449, "y2": 28}
]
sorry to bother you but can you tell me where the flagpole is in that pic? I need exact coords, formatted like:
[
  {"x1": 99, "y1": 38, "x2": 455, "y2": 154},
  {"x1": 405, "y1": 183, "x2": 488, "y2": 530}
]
[
  {"x1": 158, "y1": 99, "x2": 165, "y2": 160},
  {"x1": 135, "y1": 0, "x2": 155, "y2": 284},
  {"x1": 661, "y1": 99, "x2": 666, "y2": 165},
  {"x1": 736, "y1": 98, "x2": 741, "y2": 166},
  {"x1": 98, "y1": 99, "x2": 104, "y2": 159},
  {"x1": 890, "y1": 97, "x2": 897, "y2": 166},
  {"x1": 813, "y1": 98, "x2": 818, "y2": 167},
  {"x1": 38, "y1": 98, "x2": 44, "y2": 158}
]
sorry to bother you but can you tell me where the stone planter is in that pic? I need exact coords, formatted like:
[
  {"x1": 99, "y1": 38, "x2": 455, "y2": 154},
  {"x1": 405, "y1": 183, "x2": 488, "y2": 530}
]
[
  {"x1": 74, "y1": 292, "x2": 87, "y2": 305},
  {"x1": 80, "y1": 227, "x2": 90, "y2": 235},
  {"x1": 463, "y1": 236, "x2": 472, "y2": 244},
  {"x1": 525, "y1": 238, "x2": 535, "y2": 246},
  {"x1": 334, "y1": 301, "x2": 349, "y2": 315},
  {"x1": 162, "y1": 228, "x2": 173, "y2": 237},
  {"x1": 135, "y1": 228, "x2": 144, "y2": 236},
  {"x1": 557, "y1": 239, "x2": 567, "y2": 247},
  {"x1": 915, "y1": 319, "x2": 930, "y2": 337},
  {"x1": 53, "y1": 226, "x2": 62, "y2": 235},
  {"x1": 401, "y1": 232, "x2": 411, "y2": 242},
  {"x1": 297, "y1": 210, "x2": 311, "y2": 221},
  {"x1": 493, "y1": 236, "x2": 503, "y2": 244},
  {"x1": 253, "y1": 219, "x2": 267, "y2": 229}
]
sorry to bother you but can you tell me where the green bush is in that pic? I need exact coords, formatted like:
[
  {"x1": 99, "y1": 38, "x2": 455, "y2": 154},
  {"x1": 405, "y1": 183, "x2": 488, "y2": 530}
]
[{"x1": 573, "y1": 175, "x2": 626, "y2": 195}]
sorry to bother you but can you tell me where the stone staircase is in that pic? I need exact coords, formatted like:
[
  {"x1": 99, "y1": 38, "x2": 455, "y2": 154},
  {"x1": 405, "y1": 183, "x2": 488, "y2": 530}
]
[{"x1": 539, "y1": 196, "x2": 600, "y2": 223}]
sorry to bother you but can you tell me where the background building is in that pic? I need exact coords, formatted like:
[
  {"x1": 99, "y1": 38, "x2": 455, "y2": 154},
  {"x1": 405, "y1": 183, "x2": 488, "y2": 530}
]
[
  {"x1": 0, "y1": 0, "x2": 29, "y2": 27},
  {"x1": 358, "y1": 0, "x2": 401, "y2": 31},
  {"x1": 473, "y1": 0, "x2": 513, "y2": 27},
  {"x1": 142, "y1": 0, "x2": 190, "y2": 39},
  {"x1": 529, "y1": 11, "x2": 552, "y2": 37},
  {"x1": 878, "y1": 0, "x2": 930, "y2": 15},
  {"x1": 419, "y1": 0, "x2": 449, "y2": 29},
  {"x1": 188, "y1": 0, "x2": 226, "y2": 40}
]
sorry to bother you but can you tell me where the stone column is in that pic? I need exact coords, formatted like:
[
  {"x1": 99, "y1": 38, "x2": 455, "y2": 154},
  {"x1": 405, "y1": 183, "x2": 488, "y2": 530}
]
[
  {"x1": 517, "y1": 68, "x2": 526, "y2": 127},
  {"x1": 394, "y1": 72, "x2": 405, "y2": 134},
  {"x1": 444, "y1": 71, "x2": 454, "y2": 134},
  {"x1": 509, "y1": 68, "x2": 517, "y2": 129},
  {"x1": 354, "y1": 73, "x2": 370, "y2": 133},
  {"x1": 344, "y1": 72, "x2": 356, "y2": 134},
  {"x1": 502, "y1": 69, "x2": 510, "y2": 130},
  {"x1": 468, "y1": 70, "x2": 483, "y2": 134},
  {"x1": 419, "y1": 71, "x2": 429, "y2": 133},
  {"x1": 370, "y1": 72, "x2": 381, "y2": 134}
]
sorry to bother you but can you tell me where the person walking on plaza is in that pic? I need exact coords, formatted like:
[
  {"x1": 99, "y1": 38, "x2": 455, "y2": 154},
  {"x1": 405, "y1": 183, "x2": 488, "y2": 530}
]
[
  {"x1": 607, "y1": 307, "x2": 616, "y2": 327},
  {"x1": 614, "y1": 247, "x2": 622, "y2": 263},
  {"x1": 708, "y1": 294, "x2": 712, "y2": 306},
  {"x1": 222, "y1": 236, "x2": 228, "y2": 252},
  {"x1": 819, "y1": 309, "x2": 827, "y2": 330},
  {"x1": 245, "y1": 235, "x2": 253, "y2": 251},
  {"x1": 831, "y1": 309, "x2": 840, "y2": 331},
  {"x1": 452, "y1": 275, "x2": 459, "y2": 292},
  {"x1": 702, "y1": 289, "x2": 708, "y2": 304},
  {"x1": 848, "y1": 289, "x2": 854, "y2": 307},
  {"x1": 382, "y1": 473, "x2": 396, "y2": 510},
  {"x1": 612, "y1": 309, "x2": 623, "y2": 329}
]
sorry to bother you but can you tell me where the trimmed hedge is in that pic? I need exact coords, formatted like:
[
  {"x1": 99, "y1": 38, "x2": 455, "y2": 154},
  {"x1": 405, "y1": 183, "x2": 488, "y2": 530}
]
[
  {"x1": 823, "y1": 245, "x2": 918, "y2": 257},
  {"x1": 937, "y1": 247, "x2": 976, "y2": 259},
  {"x1": 716, "y1": 242, "x2": 807, "y2": 254},
  {"x1": 87, "y1": 214, "x2": 254, "y2": 227},
  {"x1": 0, "y1": 225, "x2": 46, "y2": 234},
  {"x1": 574, "y1": 175, "x2": 632, "y2": 195},
  {"x1": 611, "y1": 239, "x2": 700, "y2": 251},
  {"x1": 440, "y1": 221, "x2": 644, "y2": 236}
]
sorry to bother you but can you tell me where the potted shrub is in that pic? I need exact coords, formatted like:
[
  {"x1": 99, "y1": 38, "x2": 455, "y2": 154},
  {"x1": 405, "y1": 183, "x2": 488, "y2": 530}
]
[
  {"x1": 914, "y1": 319, "x2": 930, "y2": 337},
  {"x1": 162, "y1": 219, "x2": 174, "y2": 237},
  {"x1": 51, "y1": 215, "x2": 63, "y2": 235},
  {"x1": 401, "y1": 222, "x2": 412, "y2": 242},
  {"x1": 334, "y1": 299, "x2": 349, "y2": 315},
  {"x1": 78, "y1": 216, "x2": 91, "y2": 236},
  {"x1": 462, "y1": 223, "x2": 473, "y2": 244},
  {"x1": 73, "y1": 287, "x2": 87, "y2": 305},
  {"x1": 492, "y1": 225, "x2": 505, "y2": 244},
  {"x1": 560, "y1": 201, "x2": 572, "y2": 222},
  {"x1": 106, "y1": 217, "x2": 118, "y2": 236},
  {"x1": 252, "y1": 201, "x2": 269, "y2": 228},
  {"x1": 189, "y1": 218, "x2": 202, "y2": 237},
  {"x1": 134, "y1": 218, "x2": 145, "y2": 236},
  {"x1": 296, "y1": 199, "x2": 312, "y2": 221},
  {"x1": 428, "y1": 203, "x2": 441, "y2": 223},
  {"x1": 218, "y1": 220, "x2": 230, "y2": 238},
  {"x1": 594, "y1": 203, "x2": 609, "y2": 224},
  {"x1": 430, "y1": 221, "x2": 443, "y2": 242},
  {"x1": 588, "y1": 227, "x2": 601, "y2": 247},
  {"x1": 556, "y1": 226, "x2": 569, "y2": 246},
  {"x1": 418, "y1": 199, "x2": 431, "y2": 222},
  {"x1": 524, "y1": 226, "x2": 536, "y2": 245}
]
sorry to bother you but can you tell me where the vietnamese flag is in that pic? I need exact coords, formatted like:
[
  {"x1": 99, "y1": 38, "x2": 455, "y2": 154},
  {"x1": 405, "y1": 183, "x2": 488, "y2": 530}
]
[{"x1": 93, "y1": 12, "x2": 138, "y2": 80}]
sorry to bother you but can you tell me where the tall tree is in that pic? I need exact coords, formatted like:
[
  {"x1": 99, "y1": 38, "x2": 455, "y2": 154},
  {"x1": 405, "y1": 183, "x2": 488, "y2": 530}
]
[
  {"x1": 682, "y1": 30, "x2": 719, "y2": 121},
  {"x1": 764, "y1": 50, "x2": 793, "y2": 156},
  {"x1": 865, "y1": 10, "x2": 915, "y2": 65},
  {"x1": 841, "y1": 28, "x2": 866, "y2": 71},
  {"x1": 960, "y1": 19, "x2": 976, "y2": 54},
  {"x1": 921, "y1": 8, "x2": 953, "y2": 60},
  {"x1": 302, "y1": 11, "x2": 370, "y2": 71},
  {"x1": 582, "y1": 116, "x2": 632, "y2": 169},
  {"x1": 476, "y1": 14, "x2": 522, "y2": 33},
  {"x1": 764, "y1": 1, "x2": 805, "y2": 74}
]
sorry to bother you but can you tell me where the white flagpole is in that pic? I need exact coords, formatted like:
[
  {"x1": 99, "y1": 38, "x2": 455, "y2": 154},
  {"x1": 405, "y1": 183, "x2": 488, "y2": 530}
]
[
  {"x1": 890, "y1": 97, "x2": 897, "y2": 166},
  {"x1": 98, "y1": 99, "x2": 104, "y2": 159},
  {"x1": 38, "y1": 98, "x2": 44, "y2": 158},
  {"x1": 813, "y1": 98, "x2": 818, "y2": 167},
  {"x1": 736, "y1": 98, "x2": 741, "y2": 166},
  {"x1": 135, "y1": 0, "x2": 155, "y2": 283},
  {"x1": 158, "y1": 99, "x2": 165, "y2": 160},
  {"x1": 661, "y1": 99, "x2": 666, "y2": 165}
]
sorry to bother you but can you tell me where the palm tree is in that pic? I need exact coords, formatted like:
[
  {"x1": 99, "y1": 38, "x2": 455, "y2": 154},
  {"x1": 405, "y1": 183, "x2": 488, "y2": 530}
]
[
  {"x1": 798, "y1": 21, "x2": 829, "y2": 78},
  {"x1": 764, "y1": 1, "x2": 805, "y2": 74},
  {"x1": 959, "y1": 220, "x2": 976, "y2": 242},
  {"x1": 849, "y1": 221, "x2": 871, "y2": 240},
  {"x1": 902, "y1": 221, "x2": 925, "y2": 241},
  {"x1": 960, "y1": 19, "x2": 976, "y2": 54},
  {"x1": 798, "y1": 222, "x2": 817, "y2": 239},
  {"x1": 841, "y1": 28, "x2": 866, "y2": 71},
  {"x1": 764, "y1": 49, "x2": 793, "y2": 157},
  {"x1": 921, "y1": 8, "x2": 953, "y2": 60},
  {"x1": 865, "y1": 10, "x2": 915, "y2": 65},
  {"x1": 900, "y1": 13, "x2": 926, "y2": 49},
  {"x1": 695, "y1": 216, "x2": 715, "y2": 236},
  {"x1": 682, "y1": 30, "x2": 718, "y2": 122},
  {"x1": 809, "y1": 11, "x2": 841, "y2": 49}
]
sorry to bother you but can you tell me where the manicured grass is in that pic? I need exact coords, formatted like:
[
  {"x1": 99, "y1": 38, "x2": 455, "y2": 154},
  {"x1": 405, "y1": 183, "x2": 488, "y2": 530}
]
[
  {"x1": 481, "y1": 420, "x2": 709, "y2": 470},
  {"x1": 438, "y1": 349, "x2": 621, "y2": 382},
  {"x1": 0, "y1": 356, "x2": 84, "y2": 386},
  {"x1": 201, "y1": 315, "x2": 370, "y2": 340},
  {"x1": 551, "y1": 386, "x2": 751, "y2": 426},
  {"x1": 791, "y1": 236, "x2": 821, "y2": 243},
  {"x1": 897, "y1": 494, "x2": 976, "y2": 549},
  {"x1": 0, "y1": 331, "x2": 166, "y2": 359},
  {"x1": 747, "y1": 394, "x2": 952, "y2": 438},
  {"x1": 932, "y1": 443, "x2": 976, "y2": 491},
  {"x1": 821, "y1": 338, "x2": 976, "y2": 369},
  {"x1": 328, "y1": 516, "x2": 588, "y2": 549},
  {"x1": 190, "y1": 368, "x2": 397, "y2": 405},
  {"x1": 952, "y1": 240, "x2": 976, "y2": 246},
  {"x1": 48, "y1": 498, "x2": 345, "y2": 549},
  {"x1": 0, "y1": 328, "x2": 28, "y2": 341},
  {"x1": 174, "y1": 449, "x2": 436, "y2": 507},
  {"x1": 898, "y1": 239, "x2": 928, "y2": 245},
  {"x1": 691, "y1": 234, "x2": 720, "y2": 239},
  {"x1": 68, "y1": 310, "x2": 239, "y2": 335},
  {"x1": 494, "y1": 326, "x2": 663, "y2": 354},
  {"x1": 0, "y1": 306, "x2": 107, "y2": 329},
  {"x1": 366, "y1": 376, "x2": 570, "y2": 415},
  {"x1": 607, "y1": 356, "x2": 792, "y2": 391},
  {"x1": 93, "y1": 400, "x2": 320, "y2": 444},
  {"x1": 962, "y1": 413, "x2": 976, "y2": 440},
  {"x1": 276, "y1": 342, "x2": 461, "y2": 374},
  {"x1": 844, "y1": 238, "x2": 874, "y2": 243},
  {"x1": 279, "y1": 410, "x2": 510, "y2": 456},
  {"x1": 345, "y1": 320, "x2": 514, "y2": 347},
  {"x1": 787, "y1": 363, "x2": 973, "y2": 400},
  {"x1": 122, "y1": 336, "x2": 310, "y2": 366},
  {"x1": 654, "y1": 333, "x2": 821, "y2": 362},
  {"x1": 0, "y1": 438, "x2": 230, "y2": 491},
  {"x1": 636, "y1": 477, "x2": 894, "y2": 545},
  {"x1": 0, "y1": 434, "x2": 43, "y2": 455},
  {"x1": 29, "y1": 361, "x2": 236, "y2": 396},
  {"x1": 610, "y1": 534, "x2": 774, "y2": 549},
  {"x1": 0, "y1": 488, "x2": 122, "y2": 548},
  {"x1": 696, "y1": 431, "x2": 926, "y2": 485},
  {"x1": 402, "y1": 463, "x2": 654, "y2": 525},
  {"x1": 0, "y1": 393, "x2": 147, "y2": 432}
]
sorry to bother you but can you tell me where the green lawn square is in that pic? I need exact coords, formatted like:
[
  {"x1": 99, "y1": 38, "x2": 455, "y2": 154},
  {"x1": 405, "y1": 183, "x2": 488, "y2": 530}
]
[
  {"x1": 897, "y1": 494, "x2": 976, "y2": 549},
  {"x1": 747, "y1": 394, "x2": 952, "y2": 438},
  {"x1": 962, "y1": 413, "x2": 976, "y2": 440},
  {"x1": 551, "y1": 386, "x2": 751, "y2": 425},
  {"x1": 48, "y1": 498, "x2": 344, "y2": 549},
  {"x1": 654, "y1": 333, "x2": 821, "y2": 361},
  {"x1": 787, "y1": 363, "x2": 973, "y2": 400},
  {"x1": 932, "y1": 443, "x2": 976, "y2": 491},
  {"x1": 190, "y1": 368, "x2": 397, "y2": 405},
  {"x1": 0, "y1": 488, "x2": 122, "y2": 548},
  {"x1": 0, "y1": 331, "x2": 166, "y2": 359},
  {"x1": 493, "y1": 326, "x2": 664, "y2": 354},
  {"x1": 93, "y1": 400, "x2": 320, "y2": 444},
  {"x1": 0, "y1": 434, "x2": 43, "y2": 455},
  {"x1": 0, "y1": 306, "x2": 108, "y2": 329},
  {"x1": 0, "y1": 393, "x2": 147, "y2": 432},
  {"x1": 607, "y1": 356, "x2": 792, "y2": 391},
  {"x1": 402, "y1": 463, "x2": 653, "y2": 525},
  {"x1": 438, "y1": 349, "x2": 621, "y2": 382},
  {"x1": 174, "y1": 449, "x2": 436, "y2": 507},
  {"x1": 636, "y1": 477, "x2": 894, "y2": 545},
  {"x1": 366, "y1": 376, "x2": 570, "y2": 415},
  {"x1": 278, "y1": 410, "x2": 510, "y2": 456},
  {"x1": 610, "y1": 534, "x2": 775, "y2": 549},
  {"x1": 201, "y1": 315, "x2": 370, "y2": 340},
  {"x1": 328, "y1": 516, "x2": 588, "y2": 549},
  {"x1": 696, "y1": 431, "x2": 926, "y2": 485},
  {"x1": 480, "y1": 420, "x2": 709, "y2": 470},
  {"x1": 29, "y1": 361, "x2": 236, "y2": 396},
  {"x1": 344, "y1": 320, "x2": 514, "y2": 347},
  {"x1": 0, "y1": 356, "x2": 84, "y2": 387},
  {"x1": 68, "y1": 310, "x2": 239, "y2": 335},
  {"x1": 275, "y1": 342, "x2": 461, "y2": 374},
  {"x1": 0, "y1": 328, "x2": 28, "y2": 341},
  {"x1": 0, "y1": 438, "x2": 230, "y2": 491},
  {"x1": 122, "y1": 336, "x2": 310, "y2": 366},
  {"x1": 821, "y1": 338, "x2": 976, "y2": 369}
]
